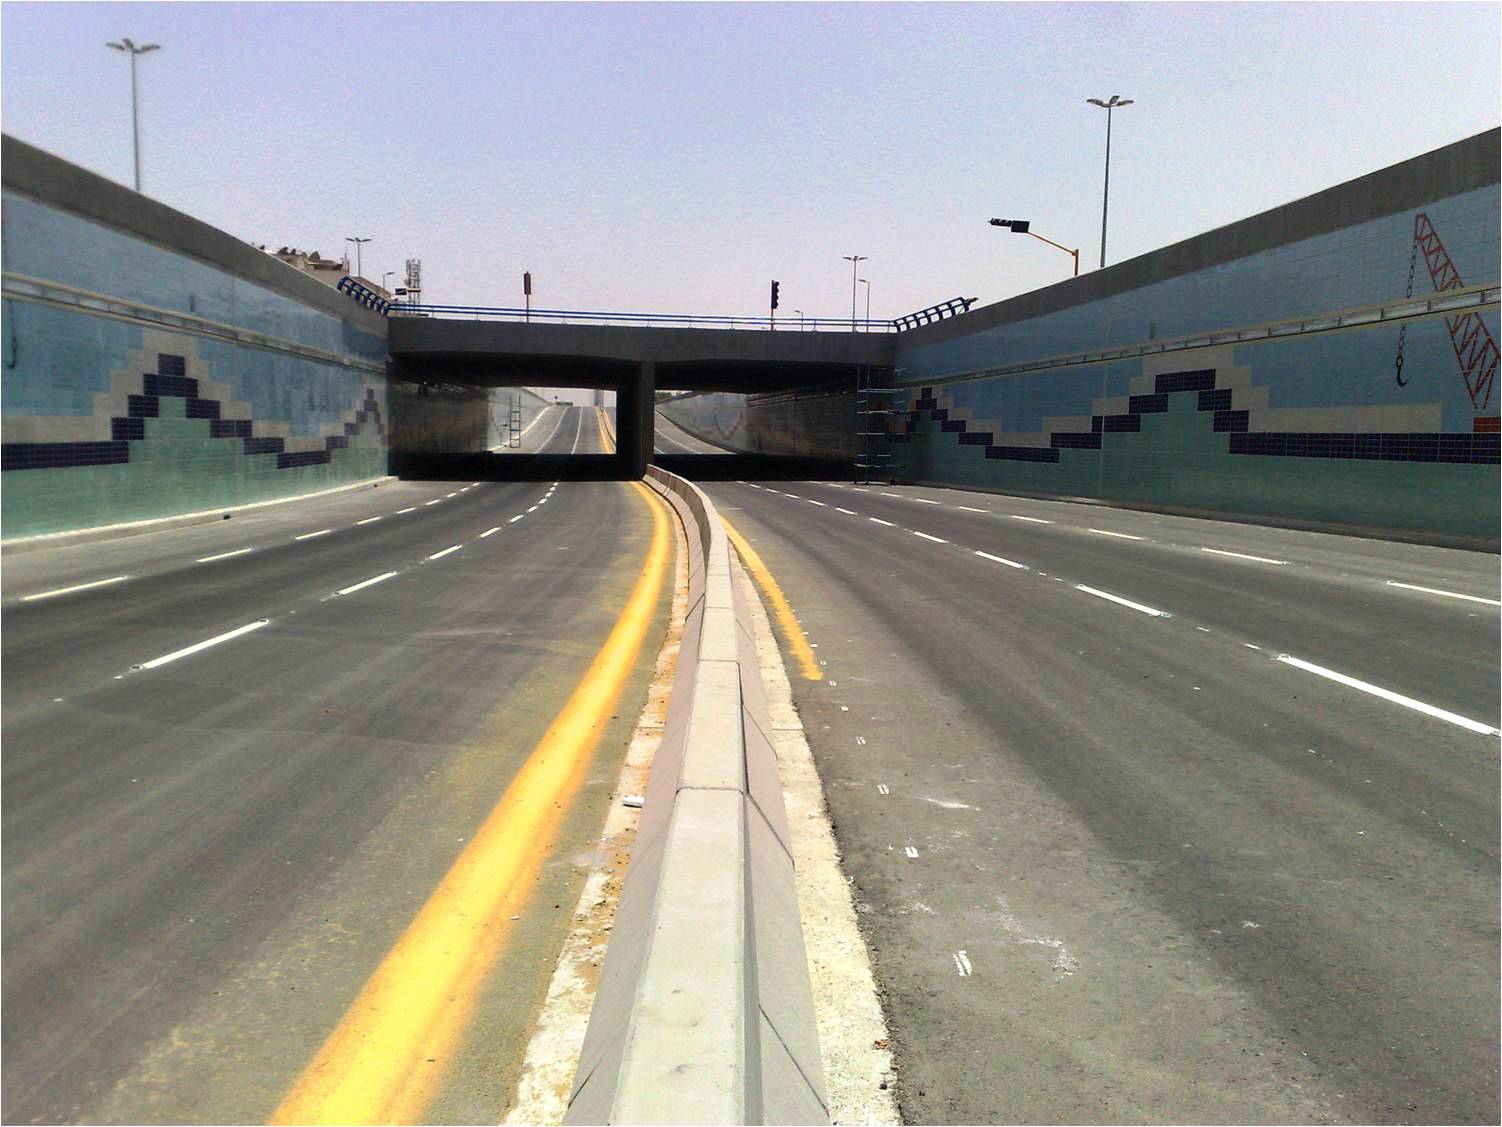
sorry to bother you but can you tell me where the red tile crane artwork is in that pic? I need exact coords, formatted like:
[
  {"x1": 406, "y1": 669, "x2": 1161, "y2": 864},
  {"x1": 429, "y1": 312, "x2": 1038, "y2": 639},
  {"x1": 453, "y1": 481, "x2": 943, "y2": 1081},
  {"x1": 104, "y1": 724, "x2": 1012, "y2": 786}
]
[{"x1": 1412, "y1": 212, "x2": 1498, "y2": 414}]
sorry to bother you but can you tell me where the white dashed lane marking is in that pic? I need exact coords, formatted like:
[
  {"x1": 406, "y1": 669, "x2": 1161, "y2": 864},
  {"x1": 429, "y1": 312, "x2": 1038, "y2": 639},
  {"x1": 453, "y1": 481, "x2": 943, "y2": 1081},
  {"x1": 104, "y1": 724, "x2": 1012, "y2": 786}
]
[
  {"x1": 1200, "y1": 547, "x2": 1287, "y2": 565},
  {"x1": 911, "y1": 497, "x2": 941, "y2": 505},
  {"x1": 869, "y1": 518, "x2": 895, "y2": 527},
  {"x1": 1275, "y1": 655, "x2": 1500, "y2": 737},
  {"x1": 975, "y1": 550, "x2": 1027, "y2": 570},
  {"x1": 335, "y1": 571, "x2": 398, "y2": 596},
  {"x1": 956, "y1": 506, "x2": 989, "y2": 513},
  {"x1": 355, "y1": 517, "x2": 383, "y2": 526},
  {"x1": 509, "y1": 515, "x2": 524, "y2": 523},
  {"x1": 835, "y1": 507, "x2": 858, "y2": 515},
  {"x1": 397, "y1": 507, "x2": 417, "y2": 514},
  {"x1": 21, "y1": 575, "x2": 130, "y2": 601},
  {"x1": 294, "y1": 529, "x2": 331, "y2": 541},
  {"x1": 1075, "y1": 585, "x2": 1170, "y2": 617},
  {"x1": 428, "y1": 545, "x2": 463, "y2": 560},
  {"x1": 480, "y1": 527, "x2": 501, "y2": 538},
  {"x1": 1385, "y1": 580, "x2": 1501, "y2": 607},
  {"x1": 196, "y1": 549, "x2": 252, "y2": 563},
  {"x1": 1010, "y1": 514, "x2": 1052, "y2": 524},
  {"x1": 954, "y1": 951, "x2": 973, "y2": 976},
  {"x1": 913, "y1": 531, "x2": 948, "y2": 544},
  {"x1": 425, "y1": 499, "x2": 443, "y2": 506},
  {"x1": 136, "y1": 619, "x2": 271, "y2": 671},
  {"x1": 1089, "y1": 528, "x2": 1145, "y2": 541}
]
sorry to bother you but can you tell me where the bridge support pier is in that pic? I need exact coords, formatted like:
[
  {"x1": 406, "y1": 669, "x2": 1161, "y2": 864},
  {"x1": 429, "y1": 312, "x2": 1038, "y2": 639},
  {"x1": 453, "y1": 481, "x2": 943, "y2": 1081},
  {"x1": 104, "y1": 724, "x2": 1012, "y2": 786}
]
[{"x1": 616, "y1": 360, "x2": 655, "y2": 478}]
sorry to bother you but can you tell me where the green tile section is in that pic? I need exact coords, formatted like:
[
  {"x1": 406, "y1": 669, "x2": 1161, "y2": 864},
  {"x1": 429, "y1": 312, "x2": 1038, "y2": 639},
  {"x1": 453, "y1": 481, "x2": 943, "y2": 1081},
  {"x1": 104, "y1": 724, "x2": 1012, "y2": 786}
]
[
  {"x1": 1, "y1": 407, "x2": 385, "y2": 538},
  {"x1": 902, "y1": 394, "x2": 1499, "y2": 541}
]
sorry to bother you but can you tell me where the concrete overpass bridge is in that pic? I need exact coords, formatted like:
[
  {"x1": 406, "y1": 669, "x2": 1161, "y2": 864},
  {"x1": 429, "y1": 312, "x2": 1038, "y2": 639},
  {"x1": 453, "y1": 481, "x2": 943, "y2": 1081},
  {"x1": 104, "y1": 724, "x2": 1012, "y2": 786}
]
[{"x1": 385, "y1": 309, "x2": 898, "y2": 474}]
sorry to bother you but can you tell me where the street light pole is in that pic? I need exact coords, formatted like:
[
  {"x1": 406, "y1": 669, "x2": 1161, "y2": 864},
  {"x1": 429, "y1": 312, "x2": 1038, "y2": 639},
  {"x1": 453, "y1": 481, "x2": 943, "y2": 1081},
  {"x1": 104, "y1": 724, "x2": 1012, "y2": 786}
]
[
  {"x1": 843, "y1": 255, "x2": 866, "y2": 331},
  {"x1": 1086, "y1": 94, "x2": 1133, "y2": 269},
  {"x1": 794, "y1": 308, "x2": 805, "y2": 331},
  {"x1": 859, "y1": 278, "x2": 871, "y2": 324},
  {"x1": 345, "y1": 236, "x2": 371, "y2": 279},
  {"x1": 106, "y1": 38, "x2": 160, "y2": 192}
]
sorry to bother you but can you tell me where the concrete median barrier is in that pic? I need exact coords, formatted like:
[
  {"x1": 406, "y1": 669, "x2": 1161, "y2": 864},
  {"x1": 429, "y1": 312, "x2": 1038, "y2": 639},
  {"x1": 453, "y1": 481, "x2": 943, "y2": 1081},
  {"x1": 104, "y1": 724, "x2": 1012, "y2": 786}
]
[{"x1": 564, "y1": 466, "x2": 828, "y2": 1125}]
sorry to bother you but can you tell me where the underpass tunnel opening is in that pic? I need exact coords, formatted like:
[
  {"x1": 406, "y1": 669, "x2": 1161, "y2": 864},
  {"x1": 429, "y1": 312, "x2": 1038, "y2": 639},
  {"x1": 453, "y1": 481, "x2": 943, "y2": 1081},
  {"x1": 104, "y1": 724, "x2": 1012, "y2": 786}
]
[
  {"x1": 652, "y1": 370, "x2": 892, "y2": 481},
  {"x1": 385, "y1": 377, "x2": 631, "y2": 482}
]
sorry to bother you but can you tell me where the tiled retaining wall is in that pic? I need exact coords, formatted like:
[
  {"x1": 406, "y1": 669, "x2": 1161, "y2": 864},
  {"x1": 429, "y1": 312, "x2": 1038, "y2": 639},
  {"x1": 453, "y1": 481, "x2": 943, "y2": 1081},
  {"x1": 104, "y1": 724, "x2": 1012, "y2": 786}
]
[
  {"x1": 0, "y1": 136, "x2": 490, "y2": 539},
  {"x1": 891, "y1": 131, "x2": 1499, "y2": 545},
  {"x1": 658, "y1": 386, "x2": 857, "y2": 460}
]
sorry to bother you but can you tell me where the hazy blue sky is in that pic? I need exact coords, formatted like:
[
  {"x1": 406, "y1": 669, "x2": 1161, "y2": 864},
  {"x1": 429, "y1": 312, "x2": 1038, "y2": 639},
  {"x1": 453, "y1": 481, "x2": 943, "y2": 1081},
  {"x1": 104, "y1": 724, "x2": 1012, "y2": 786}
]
[{"x1": 3, "y1": 2, "x2": 1498, "y2": 320}]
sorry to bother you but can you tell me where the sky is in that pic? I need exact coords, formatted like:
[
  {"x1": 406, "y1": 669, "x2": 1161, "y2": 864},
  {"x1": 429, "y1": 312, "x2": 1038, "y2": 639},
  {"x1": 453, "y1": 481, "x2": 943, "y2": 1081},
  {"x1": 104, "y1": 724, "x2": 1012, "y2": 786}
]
[{"x1": 2, "y1": 2, "x2": 1498, "y2": 322}]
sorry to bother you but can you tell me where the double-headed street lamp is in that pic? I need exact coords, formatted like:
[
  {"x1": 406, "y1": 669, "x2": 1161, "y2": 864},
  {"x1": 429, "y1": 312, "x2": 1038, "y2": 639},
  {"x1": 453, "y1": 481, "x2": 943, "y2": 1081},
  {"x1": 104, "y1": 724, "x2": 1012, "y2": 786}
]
[
  {"x1": 345, "y1": 236, "x2": 371, "y2": 279},
  {"x1": 106, "y1": 38, "x2": 160, "y2": 193},
  {"x1": 843, "y1": 254, "x2": 867, "y2": 330},
  {"x1": 1086, "y1": 94, "x2": 1133, "y2": 269},
  {"x1": 989, "y1": 218, "x2": 1080, "y2": 277}
]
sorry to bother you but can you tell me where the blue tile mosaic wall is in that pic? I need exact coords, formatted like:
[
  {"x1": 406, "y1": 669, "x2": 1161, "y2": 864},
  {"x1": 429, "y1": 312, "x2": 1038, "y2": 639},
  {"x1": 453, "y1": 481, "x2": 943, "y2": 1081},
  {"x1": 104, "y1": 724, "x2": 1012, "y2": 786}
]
[
  {"x1": 2, "y1": 192, "x2": 393, "y2": 537},
  {"x1": 888, "y1": 184, "x2": 1499, "y2": 542}
]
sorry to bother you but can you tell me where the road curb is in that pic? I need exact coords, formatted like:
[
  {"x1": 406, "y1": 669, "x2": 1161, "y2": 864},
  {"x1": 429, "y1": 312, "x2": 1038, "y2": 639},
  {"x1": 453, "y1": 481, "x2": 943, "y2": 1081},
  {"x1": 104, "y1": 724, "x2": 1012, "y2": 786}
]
[{"x1": 565, "y1": 466, "x2": 829, "y2": 1125}]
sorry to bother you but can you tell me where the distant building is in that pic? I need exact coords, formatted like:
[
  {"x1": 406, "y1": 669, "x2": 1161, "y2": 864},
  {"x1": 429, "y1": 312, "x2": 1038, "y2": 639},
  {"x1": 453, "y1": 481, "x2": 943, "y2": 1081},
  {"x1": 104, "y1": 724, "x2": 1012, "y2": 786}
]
[{"x1": 267, "y1": 247, "x2": 393, "y2": 298}]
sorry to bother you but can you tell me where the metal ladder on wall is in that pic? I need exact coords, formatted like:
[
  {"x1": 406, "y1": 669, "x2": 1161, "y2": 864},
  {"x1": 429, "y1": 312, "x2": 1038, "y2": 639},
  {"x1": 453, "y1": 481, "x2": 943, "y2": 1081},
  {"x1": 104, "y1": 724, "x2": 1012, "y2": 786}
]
[
  {"x1": 508, "y1": 393, "x2": 522, "y2": 448},
  {"x1": 854, "y1": 365, "x2": 899, "y2": 483}
]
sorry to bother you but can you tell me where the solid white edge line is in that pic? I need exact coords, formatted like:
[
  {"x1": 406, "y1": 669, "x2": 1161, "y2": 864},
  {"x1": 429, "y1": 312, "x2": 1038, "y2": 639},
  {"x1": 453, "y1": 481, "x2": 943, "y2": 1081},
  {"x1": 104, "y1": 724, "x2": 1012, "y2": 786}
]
[
  {"x1": 1089, "y1": 528, "x2": 1145, "y2": 541},
  {"x1": 975, "y1": 550, "x2": 1027, "y2": 570},
  {"x1": 429, "y1": 545, "x2": 463, "y2": 560},
  {"x1": 835, "y1": 507, "x2": 858, "y2": 515},
  {"x1": 868, "y1": 517, "x2": 895, "y2": 527},
  {"x1": 1075, "y1": 584, "x2": 1170, "y2": 617},
  {"x1": 1010, "y1": 514, "x2": 1052, "y2": 524},
  {"x1": 1201, "y1": 547, "x2": 1287, "y2": 565},
  {"x1": 913, "y1": 531, "x2": 948, "y2": 543},
  {"x1": 1385, "y1": 580, "x2": 1501, "y2": 607},
  {"x1": 196, "y1": 548, "x2": 253, "y2": 563},
  {"x1": 1276, "y1": 654, "x2": 1500, "y2": 737},
  {"x1": 356, "y1": 516, "x2": 383, "y2": 525},
  {"x1": 336, "y1": 571, "x2": 399, "y2": 596},
  {"x1": 21, "y1": 575, "x2": 130, "y2": 600},
  {"x1": 480, "y1": 526, "x2": 501, "y2": 538},
  {"x1": 138, "y1": 619, "x2": 271, "y2": 670},
  {"x1": 294, "y1": 529, "x2": 331, "y2": 540}
]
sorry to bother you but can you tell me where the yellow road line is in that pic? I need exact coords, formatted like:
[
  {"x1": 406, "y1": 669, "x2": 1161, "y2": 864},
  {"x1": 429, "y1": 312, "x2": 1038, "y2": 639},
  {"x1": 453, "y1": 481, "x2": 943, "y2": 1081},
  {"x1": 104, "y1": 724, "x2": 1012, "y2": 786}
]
[
  {"x1": 270, "y1": 481, "x2": 671, "y2": 1126},
  {"x1": 597, "y1": 405, "x2": 615, "y2": 453},
  {"x1": 721, "y1": 517, "x2": 822, "y2": 681}
]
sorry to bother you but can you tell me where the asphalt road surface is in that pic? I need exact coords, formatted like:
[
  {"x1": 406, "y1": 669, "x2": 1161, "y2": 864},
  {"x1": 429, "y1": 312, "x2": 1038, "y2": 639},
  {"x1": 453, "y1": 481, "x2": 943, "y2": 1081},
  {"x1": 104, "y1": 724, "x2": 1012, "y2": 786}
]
[
  {"x1": 656, "y1": 411, "x2": 1501, "y2": 1124},
  {"x1": 2, "y1": 407, "x2": 670, "y2": 1124}
]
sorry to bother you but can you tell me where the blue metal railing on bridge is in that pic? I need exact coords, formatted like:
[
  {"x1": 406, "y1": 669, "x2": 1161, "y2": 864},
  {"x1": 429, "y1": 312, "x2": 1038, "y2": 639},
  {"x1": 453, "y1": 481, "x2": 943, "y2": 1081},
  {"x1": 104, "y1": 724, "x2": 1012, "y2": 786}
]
[
  {"x1": 390, "y1": 302, "x2": 900, "y2": 332},
  {"x1": 337, "y1": 276, "x2": 978, "y2": 334}
]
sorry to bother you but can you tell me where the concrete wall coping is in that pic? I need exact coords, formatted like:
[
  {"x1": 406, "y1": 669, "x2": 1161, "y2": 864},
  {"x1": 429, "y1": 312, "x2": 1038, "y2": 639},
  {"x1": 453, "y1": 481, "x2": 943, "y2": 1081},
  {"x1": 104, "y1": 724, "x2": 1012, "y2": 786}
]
[
  {"x1": 1, "y1": 133, "x2": 389, "y2": 338},
  {"x1": 565, "y1": 467, "x2": 829, "y2": 1125},
  {"x1": 900, "y1": 127, "x2": 1501, "y2": 349}
]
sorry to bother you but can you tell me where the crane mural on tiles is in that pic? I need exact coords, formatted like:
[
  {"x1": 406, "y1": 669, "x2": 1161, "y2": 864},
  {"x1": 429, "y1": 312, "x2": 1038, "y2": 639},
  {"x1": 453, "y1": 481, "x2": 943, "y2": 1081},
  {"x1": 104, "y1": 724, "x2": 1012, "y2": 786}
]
[{"x1": 1394, "y1": 212, "x2": 1498, "y2": 418}]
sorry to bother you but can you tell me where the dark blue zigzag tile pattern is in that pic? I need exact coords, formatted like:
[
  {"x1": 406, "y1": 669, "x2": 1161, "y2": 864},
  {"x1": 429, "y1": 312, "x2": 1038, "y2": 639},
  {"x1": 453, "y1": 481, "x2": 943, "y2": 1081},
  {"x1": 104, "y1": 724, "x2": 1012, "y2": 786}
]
[
  {"x1": 2, "y1": 354, "x2": 385, "y2": 471},
  {"x1": 898, "y1": 369, "x2": 1499, "y2": 465}
]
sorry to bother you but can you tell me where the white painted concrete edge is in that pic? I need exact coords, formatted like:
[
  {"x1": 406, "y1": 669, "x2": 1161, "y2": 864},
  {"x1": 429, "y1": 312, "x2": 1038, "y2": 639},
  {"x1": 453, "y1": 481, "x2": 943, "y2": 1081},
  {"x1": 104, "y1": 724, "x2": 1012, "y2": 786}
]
[
  {"x1": 1, "y1": 474, "x2": 396, "y2": 554},
  {"x1": 564, "y1": 467, "x2": 829, "y2": 1125}
]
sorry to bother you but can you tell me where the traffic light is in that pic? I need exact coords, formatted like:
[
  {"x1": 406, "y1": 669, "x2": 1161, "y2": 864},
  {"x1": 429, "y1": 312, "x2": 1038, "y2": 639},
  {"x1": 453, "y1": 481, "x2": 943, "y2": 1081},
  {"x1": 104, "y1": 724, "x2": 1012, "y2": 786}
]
[{"x1": 770, "y1": 280, "x2": 780, "y2": 310}]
